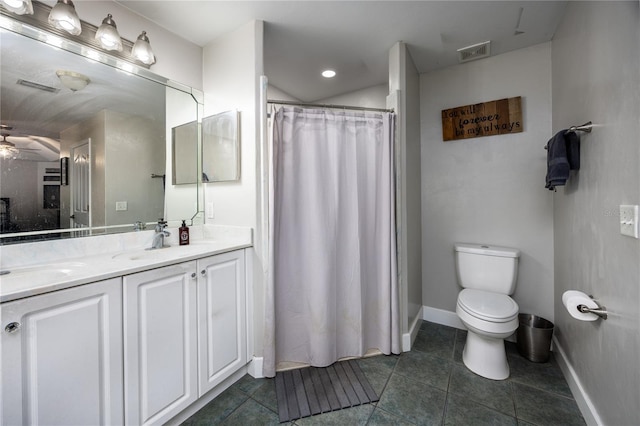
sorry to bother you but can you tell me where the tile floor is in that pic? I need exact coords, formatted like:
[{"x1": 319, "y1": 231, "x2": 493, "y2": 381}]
[{"x1": 182, "y1": 321, "x2": 585, "y2": 425}]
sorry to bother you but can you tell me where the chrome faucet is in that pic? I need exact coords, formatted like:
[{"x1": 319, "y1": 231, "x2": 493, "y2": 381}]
[{"x1": 150, "y1": 219, "x2": 170, "y2": 249}]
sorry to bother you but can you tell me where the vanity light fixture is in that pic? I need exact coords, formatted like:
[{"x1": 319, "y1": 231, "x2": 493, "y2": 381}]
[
  {"x1": 95, "y1": 13, "x2": 122, "y2": 51},
  {"x1": 118, "y1": 62, "x2": 136, "y2": 73},
  {"x1": 45, "y1": 33, "x2": 64, "y2": 48},
  {"x1": 1, "y1": 0, "x2": 156, "y2": 69},
  {"x1": 0, "y1": 0, "x2": 33, "y2": 15},
  {"x1": 85, "y1": 49, "x2": 102, "y2": 62},
  {"x1": 132, "y1": 31, "x2": 155, "y2": 65},
  {"x1": 322, "y1": 69, "x2": 336, "y2": 78},
  {"x1": 48, "y1": 0, "x2": 81, "y2": 36},
  {"x1": 56, "y1": 70, "x2": 90, "y2": 92}
]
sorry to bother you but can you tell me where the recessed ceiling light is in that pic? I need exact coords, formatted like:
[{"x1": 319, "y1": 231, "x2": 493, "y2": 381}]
[{"x1": 322, "y1": 69, "x2": 336, "y2": 78}]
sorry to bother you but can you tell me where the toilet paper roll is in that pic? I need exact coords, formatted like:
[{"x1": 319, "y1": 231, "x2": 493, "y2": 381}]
[{"x1": 562, "y1": 290, "x2": 598, "y2": 321}]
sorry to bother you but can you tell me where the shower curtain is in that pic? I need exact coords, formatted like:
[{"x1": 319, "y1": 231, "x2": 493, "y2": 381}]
[{"x1": 263, "y1": 106, "x2": 400, "y2": 377}]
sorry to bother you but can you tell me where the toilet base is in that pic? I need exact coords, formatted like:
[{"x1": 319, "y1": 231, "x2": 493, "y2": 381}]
[{"x1": 462, "y1": 330, "x2": 510, "y2": 380}]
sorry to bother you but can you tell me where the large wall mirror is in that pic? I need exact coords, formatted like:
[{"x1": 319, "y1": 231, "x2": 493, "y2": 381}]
[{"x1": 0, "y1": 12, "x2": 203, "y2": 244}]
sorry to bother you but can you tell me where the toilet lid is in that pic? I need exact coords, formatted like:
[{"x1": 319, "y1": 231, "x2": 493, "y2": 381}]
[{"x1": 458, "y1": 289, "x2": 519, "y2": 322}]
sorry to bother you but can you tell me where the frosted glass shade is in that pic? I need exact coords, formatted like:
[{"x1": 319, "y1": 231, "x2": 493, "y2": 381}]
[
  {"x1": 132, "y1": 31, "x2": 155, "y2": 65},
  {"x1": 95, "y1": 14, "x2": 122, "y2": 51},
  {"x1": 48, "y1": 0, "x2": 81, "y2": 36},
  {"x1": 1, "y1": 0, "x2": 33, "y2": 15}
]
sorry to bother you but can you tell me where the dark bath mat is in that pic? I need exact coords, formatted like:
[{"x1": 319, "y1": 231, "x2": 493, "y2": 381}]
[{"x1": 275, "y1": 359, "x2": 379, "y2": 423}]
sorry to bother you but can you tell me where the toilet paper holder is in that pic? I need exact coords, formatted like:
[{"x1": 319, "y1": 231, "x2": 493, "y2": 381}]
[{"x1": 577, "y1": 296, "x2": 608, "y2": 320}]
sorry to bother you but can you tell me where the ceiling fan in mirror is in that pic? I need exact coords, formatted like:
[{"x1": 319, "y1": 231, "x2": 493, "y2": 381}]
[{"x1": 0, "y1": 126, "x2": 60, "y2": 160}]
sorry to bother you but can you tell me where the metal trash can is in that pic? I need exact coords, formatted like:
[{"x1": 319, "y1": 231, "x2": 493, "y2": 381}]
[{"x1": 517, "y1": 314, "x2": 554, "y2": 363}]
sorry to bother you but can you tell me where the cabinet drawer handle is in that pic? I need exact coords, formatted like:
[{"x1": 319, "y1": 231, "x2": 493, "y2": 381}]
[
  {"x1": 191, "y1": 272, "x2": 197, "y2": 279},
  {"x1": 5, "y1": 322, "x2": 20, "y2": 334},
  {"x1": 200, "y1": 270, "x2": 206, "y2": 276}
]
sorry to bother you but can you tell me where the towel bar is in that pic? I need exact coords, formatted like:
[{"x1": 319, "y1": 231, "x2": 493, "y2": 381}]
[
  {"x1": 544, "y1": 121, "x2": 593, "y2": 150},
  {"x1": 566, "y1": 121, "x2": 593, "y2": 134}
]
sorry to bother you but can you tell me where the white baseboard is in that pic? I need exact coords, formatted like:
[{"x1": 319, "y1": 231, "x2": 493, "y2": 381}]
[
  {"x1": 247, "y1": 356, "x2": 265, "y2": 378},
  {"x1": 423, "y1": 305, "x2": 465, "y2": 330},
  {"x1": 402, "y1": 306, "x2": 423, "y2": 352},
  {"x1": 552, "y1": 336, "x2": 602, "y2": 426}
]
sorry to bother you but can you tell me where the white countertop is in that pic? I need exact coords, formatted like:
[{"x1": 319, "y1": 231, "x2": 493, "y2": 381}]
[{"x1": 0, "y1": 225, "x2": 252, "y2": 303}]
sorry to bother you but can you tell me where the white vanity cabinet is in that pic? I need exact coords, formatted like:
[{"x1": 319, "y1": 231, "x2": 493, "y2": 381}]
[
  {"x1": 1, "y1": 277, "x2": 124, "y2": 426},
  {"x1": 123, "y1": 261, "x2": 198, "y2": 426},
  {"x1": 197, "y1": 250, "x2": 246, "y2": 396},
  {"x1": 123, "y1": 249, "x2": 247, "y2": 426}
]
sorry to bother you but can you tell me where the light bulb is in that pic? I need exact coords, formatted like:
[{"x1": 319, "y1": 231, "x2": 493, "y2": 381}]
[
  {"x1": 1, "y1": 0, "x2": 33, "y2": 15},
  {"x1": 95, "y1": 14, "x2": 123, "y2": 52},
  {"x1": 48, "y1": 0, "x2": 81, "y2": 36},
  {"x1": 132, "y1": 31, "x2": 156, "y2": 65}
]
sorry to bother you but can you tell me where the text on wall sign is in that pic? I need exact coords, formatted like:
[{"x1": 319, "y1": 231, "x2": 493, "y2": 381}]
[{"x1": 441, "y1": 96, "x2": 522, "y2": 141}]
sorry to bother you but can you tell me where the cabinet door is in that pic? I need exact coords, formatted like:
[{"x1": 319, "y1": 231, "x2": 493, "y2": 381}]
[
  {"x1": 123, "y1": 261, "x2": 197, "y2": 426},
  {"x1": 197, "y1": 250, "x2": 246, "y2": 396},
  {"x1": 1, "y1": 278, "x2": 123, "y2": 426}
]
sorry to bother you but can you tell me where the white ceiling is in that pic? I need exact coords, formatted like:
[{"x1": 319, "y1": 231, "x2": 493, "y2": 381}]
[{"x1": 117, "y1": 0, "x2": 568, "y2": 101}]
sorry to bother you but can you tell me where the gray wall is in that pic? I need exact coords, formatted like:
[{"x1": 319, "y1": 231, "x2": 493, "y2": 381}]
[
  {"x1": 421, "y1": 43, "x2": 555, "y2": 322},
  {"x1": 104, "y1": 110, "x2": 164, "y2": 228},
  {"x1": 551, "y1": 2, "x2": 640, "y2": 425}
]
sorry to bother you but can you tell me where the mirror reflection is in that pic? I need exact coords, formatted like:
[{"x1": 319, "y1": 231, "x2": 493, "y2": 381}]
[
  {"x1": 202, "y1": 110, "x2": 240, "y2": 182},
  {"x1": 172, "y1": 121, "x2": 198, "y2": 185},
  {"x1": 0, "y1": 23, "x2": 202, "y2": 244}
]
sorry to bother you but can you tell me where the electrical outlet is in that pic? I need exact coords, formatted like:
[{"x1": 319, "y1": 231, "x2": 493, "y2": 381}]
[
  {"x1": 207, "y1": 202, "x2": 214, "y2": 219},
  {"x1": 115, "y1": 201, "x2": 127, "y2": 211},
  {"x1": 620, "y1": 205, "x2": 639, "y2": 238}
]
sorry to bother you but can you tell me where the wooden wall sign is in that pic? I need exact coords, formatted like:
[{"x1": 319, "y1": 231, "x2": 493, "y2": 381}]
[{"x1": 441, "y1": 96, "x2": 522, "y2": 141}]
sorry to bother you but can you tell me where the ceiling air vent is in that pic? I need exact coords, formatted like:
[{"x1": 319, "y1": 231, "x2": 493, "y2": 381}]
[
  {"x1": 457, "y1": 41, "x2": 491, "y2": 63},
  {"x1": 16, "y1": 79, "x2": 60, "y2": 93}
]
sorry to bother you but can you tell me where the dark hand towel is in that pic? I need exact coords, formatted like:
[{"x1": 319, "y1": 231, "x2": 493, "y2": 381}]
[
  {"x1": 565, "y1": 131, "x2": 580, "y2": 170},
  {"x1": 545, "y1": 130, "x2": 570, "y2": 190}
]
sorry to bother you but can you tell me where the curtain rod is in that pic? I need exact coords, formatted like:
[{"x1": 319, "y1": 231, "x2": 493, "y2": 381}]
[{"x1": 268, "y1": 99, "x2": 394, "y2": 113}]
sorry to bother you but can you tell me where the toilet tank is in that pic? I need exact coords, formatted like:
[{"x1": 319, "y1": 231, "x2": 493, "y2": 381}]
[{"x1": 454, "y1": 243, "x2": 520, "y2": 295}]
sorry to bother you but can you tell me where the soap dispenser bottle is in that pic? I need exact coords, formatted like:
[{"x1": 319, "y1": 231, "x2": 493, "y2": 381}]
[{"x1": 179, "y1": 220, "x2": 190, "y2": 246}]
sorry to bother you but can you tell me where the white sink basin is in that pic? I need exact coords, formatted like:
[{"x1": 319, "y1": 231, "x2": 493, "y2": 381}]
[
  {"x1": 111, "y1": 244, "x2": 208, "y2": 261},
  {"x1": 0, "y1": 262, "x2": 86, "y2": 280},
  {"x1": 111, "y1": 249, "x2": 172, "y2": 261}
]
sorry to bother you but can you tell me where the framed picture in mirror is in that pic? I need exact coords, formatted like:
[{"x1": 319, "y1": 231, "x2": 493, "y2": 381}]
[
  {"x1": 202, "y1": 110, "x2": 240, "y2": 182},
  {"x1": 60, "y1": 157, "x2": 69, "y2": 186}
]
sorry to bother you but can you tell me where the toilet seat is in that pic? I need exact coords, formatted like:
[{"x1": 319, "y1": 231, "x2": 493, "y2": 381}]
[{"x1": 457, "y1": 289, "x2": 518, "y2": 322}]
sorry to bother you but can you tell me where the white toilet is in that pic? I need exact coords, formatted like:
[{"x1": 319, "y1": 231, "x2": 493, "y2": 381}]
[{"x1": 454, "y1": 243, "x2": 520, "y2": 380}]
